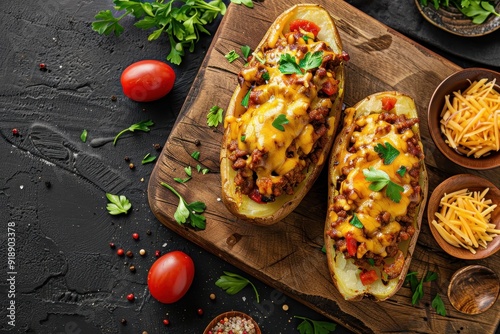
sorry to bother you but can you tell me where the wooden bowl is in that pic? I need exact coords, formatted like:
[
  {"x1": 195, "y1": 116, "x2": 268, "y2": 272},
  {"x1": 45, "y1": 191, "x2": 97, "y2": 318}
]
[
  {"x1": 427, "y1": 68, "x2": 500, "y2": 170},
  {"x1": 203, "y1": 311, "x2": 261, "y2": 334},
  {"x1": 427, "y1": 174, "x2": 500, "y2": 260},
  {"x1": 448, "y1": 265, "x2": 500, "y2": 314}
]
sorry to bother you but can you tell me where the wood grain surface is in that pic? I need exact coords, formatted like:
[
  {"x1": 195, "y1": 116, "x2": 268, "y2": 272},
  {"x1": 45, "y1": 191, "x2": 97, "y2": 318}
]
[{"x1": 148, "y1": 1, "x2": 500, "y2": 333}]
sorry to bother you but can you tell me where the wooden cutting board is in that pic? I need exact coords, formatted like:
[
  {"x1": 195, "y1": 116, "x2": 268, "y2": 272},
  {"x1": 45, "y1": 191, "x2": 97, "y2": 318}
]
[{"x1": 148, "y1": 1, "x2": 500, "y2": 333}]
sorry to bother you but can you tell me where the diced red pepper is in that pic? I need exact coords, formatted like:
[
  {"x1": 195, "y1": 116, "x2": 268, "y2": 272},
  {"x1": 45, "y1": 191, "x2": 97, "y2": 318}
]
[
  {"x1": 289, "y1": 19, "x2": 321, "y2": 37},
  {"x1": 359, "y1": 269, "x2": 379, "y2": 286},
  {"x1": 345, "y1": 233, "x2": 357, "y2": 257},
  {"x1": 321, "y1": 79, "x2": 338, "y2": 96},
  {"x1": 381, "y1": 96, "x2": 397, "y2": 111},
  {"x1": 248, "y1": 188, "x2": 265, "y2": 204}
]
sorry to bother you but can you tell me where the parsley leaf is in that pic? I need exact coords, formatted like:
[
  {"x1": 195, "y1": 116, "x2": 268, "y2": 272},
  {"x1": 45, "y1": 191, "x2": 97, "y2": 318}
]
[
  {"x1": 215, "y1": 271, "x2": 260, "y2": 303},
  {"x1": 113, "y1": 120, "x2": 154, "y2": 146},
  {"x1": 405, "y1": 270, "x2": 438, "y2": 305},
  {"x1": 191, "y1": 151, "x2": 200, "y2": 160},
  {"x1": 279, "y1": 54, "x2": 302, "y2": 75},
  {"x1": 93, "y1": 0, "x2": 255, "y2": 65},
  {"x1": 397, "y1": 166, "x2": 407, "y2": 177},
  {"x1": 207, "y1": 105, "x2": 224, "y2": 127},
  {"x1": 432, "y1": 294, "x2": 447, "y2": 316},
  {"x1": 105, "y1": 193, "x2": 132, "y2": 215},
  {"x1": 374, "y1": 142, "x2": 400, "y2": 164},
  {"x1": 160, "y1": 182, "x2": 206, "y2": 229},
  {"x1": 225, "y1": 50, "x2": 240, "y2": 62},
  {"x1": 141, "y1": 153, "x2": 156, "y2": 164},
  {"x1": 299, "y1": 51, "x2": 323, "y2": 71},
  {"x1": 272, "y1": 114, "x2": 289, "y2": 131},
  {"x1": 363, "y1": 167, "x2": 404, "y2": 203},
  {"x1": 241, "y1": 88, "x2": 251, "y2": 107},
  {"x1": 350, "y1": 213, "x2": 364, "y2": 229},
  {"x1": 262, "y1": 71, "x2": 270, "y2": 81},
  {"x1": 80, "y1": 129, "x2": 88, "y2": 143},
  {"x1": 294, "y1": 316, "x2": 336, "y2": 334},
  {"x1": 279, "y1": 51, "x2": 323, "y2": 75}
]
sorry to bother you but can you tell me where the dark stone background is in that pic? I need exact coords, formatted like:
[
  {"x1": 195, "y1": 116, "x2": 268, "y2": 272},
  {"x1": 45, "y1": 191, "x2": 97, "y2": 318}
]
[{"x1": 0, "y1": 0, "x2": 498, "y2": 333}]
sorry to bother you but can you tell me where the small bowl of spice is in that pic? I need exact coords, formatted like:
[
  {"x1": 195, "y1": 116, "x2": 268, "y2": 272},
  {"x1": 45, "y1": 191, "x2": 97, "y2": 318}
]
[
  {"x1": 204, "y1": 311, "x2": 261, "y2": 334},
  {"x1": 427, "y1": 67, "x2": 500, "y2": 170}
]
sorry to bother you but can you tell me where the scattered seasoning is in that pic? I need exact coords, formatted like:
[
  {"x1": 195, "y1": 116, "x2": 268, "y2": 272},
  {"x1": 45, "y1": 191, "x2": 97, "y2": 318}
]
[
  {"x1": 126, "y1": 250, "x2": 133, "y2": 258},
  {"x1": 45, "y1": 181, "x2": 52, "y2": 188},
  {"x1": 282, "y1": 304, "x2": 289, "y2": 311},
  {"x1": 209, "y1": 293, "x2": 216, "y2": 301},
  {"x1": 208, "y1": 315, "x2": 256, "y2": 334},
  {"x1": 139, "y1": 249, "x2": 146, "y2": 256},
  {"x1": 120, "y1": 319, "x2": 127, "y2": 325},
  {"x1": 111, "y1": 95, "x2": 117, "y2": 101},
  {"x1": 146, "y1": 229, "x2": 151, "y2": 236},
  {"x1": 12, "y1": 128, "x2": 19, "y2": 136},
  {"x1": 197, "y1": 308, "x2": 203, "y2": 316},
  {"x1": 117, "y1": 248, "x2": 125, "y2": 256},
  {"x1": 109, "y1": 242, "x2": 116, "y2": 249},
  {"x1": 153, "y1": 143, "x2": 162, "y2": 150},
  {"x1": 162, "y1": 319, "x2": 170, "y2": 326},
  {"x1": 124, "y1": 156, "x2": 130, "y2": 162},
  {"x1": 132, "y1": 233, "x2": 139, "y2": 240},
  {"x1": 194, "y1": 139, "x2": 201, "y2": 146},
  {"x1": 126, "y1": 293, "x2": 135, "y2": 301},
  {"x1": 129, "y1": 163, "x2": 135, "y2": 170},
  {"x1": 39, "y1": 63, "x2": 47, "y2": 71},
  {"x1": 155, "y1": 250, "x2": 161, "y2": 258},
  {"x1": 129, "y1": 265, "x2": 136, "y2": 273}
]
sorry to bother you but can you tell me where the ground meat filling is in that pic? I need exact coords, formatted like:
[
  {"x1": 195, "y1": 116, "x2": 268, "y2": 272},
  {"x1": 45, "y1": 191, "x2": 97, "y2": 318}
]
[
  {"x1": 327, "y1": 112, "x2": 423, "y2": 280},
  {"x1": 227, "y1": 28, "x2": 342, "y2": 202}
]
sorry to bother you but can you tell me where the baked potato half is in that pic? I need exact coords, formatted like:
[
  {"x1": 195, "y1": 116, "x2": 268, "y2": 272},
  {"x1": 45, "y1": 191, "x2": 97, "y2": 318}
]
[
  {"x1": 325, "y1": 92, "x2": 428, "y2": 301},
  {"x1": 220, "y1": 4, "x2": 347, "y2": 225}
]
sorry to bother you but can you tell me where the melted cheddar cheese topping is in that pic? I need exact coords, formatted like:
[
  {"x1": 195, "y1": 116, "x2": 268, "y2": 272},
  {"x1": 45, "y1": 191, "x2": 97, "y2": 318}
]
[
  {"x1": 225, "y1": 33, "x2": 341, "y2": 198},
  {"x1": 329, "y1": 105, "x2": 423, "y2": 258}
]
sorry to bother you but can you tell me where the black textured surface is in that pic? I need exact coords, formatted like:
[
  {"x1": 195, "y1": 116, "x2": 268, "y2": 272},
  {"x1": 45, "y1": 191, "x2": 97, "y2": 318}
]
[{"x1": 0, "y1": 0, "x2": 496, "y2": 333}]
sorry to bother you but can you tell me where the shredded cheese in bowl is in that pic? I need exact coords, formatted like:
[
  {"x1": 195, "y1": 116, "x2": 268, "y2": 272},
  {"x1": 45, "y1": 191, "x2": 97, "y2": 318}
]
[
  {"x1": 431, "y1": 188, "x2": 500, "y2": 254},
  {"x1": 440, "y1": 78, "x2": 500, "y2": 158}
]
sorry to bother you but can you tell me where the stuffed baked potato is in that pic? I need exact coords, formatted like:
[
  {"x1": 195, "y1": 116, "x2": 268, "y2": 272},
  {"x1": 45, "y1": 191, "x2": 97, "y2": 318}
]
[
  {"x1": 325, "y1": 92, "x2": 428, "y2": 301},
  {"x1": 220, "y1": 4, "x2": 347, "y2": 225}
]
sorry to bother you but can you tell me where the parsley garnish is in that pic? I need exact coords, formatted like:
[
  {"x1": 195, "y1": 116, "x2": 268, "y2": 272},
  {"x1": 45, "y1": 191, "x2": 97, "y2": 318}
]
[
  {"x1": 196, "y1": 164, "x2": 209, "y2": 174},
  {"x1": 405, "y1": 271, "x2": 438, "y2": 305},
  {"x1": 225, "y1": 50, "x2": 240, "y2": 62},
  {"x1": 215, "y1": 271, "x2": 260, "y2": 303},
  {"x1": 421, "y1": 0, "x2": 500, "y2": 24},
  {"x1": 113, "y1": 120, "x2": 154, "y2": 146},
  {"x1": 363, "y1": 167, "x2": 404, "y2": 203},
  {"x1": 350, "y1": 213, "x2": 364, "y2": 229},
  {"x1": 105, "y1": 193, "x2": 132, "y2": 215},
  {"x1": 142, "y1": 153, "x2": 157, "y2": 164},
  {"x1": 432, "y1": 294, "x2": 447, "y2": 316},
  {"x1": 241, "y1": 45, "x2": 251, "y2": 59},
  {"x1": 397, "y1": 166, "x2": 407, "y2": 177},
  {"x1": 240, "y1": 135, "x2": 246, "y2": 142},
  {"x1": 160, "y1": 182, "x2": 206, "y2": 229},
  {"x1": 92, "y1": 0, "x2": 254, "y2": 65},
  {"x1": 272, "y1": 114, "x2": 289, "y2": 131},
  {"x1": 207, "y1": 105, "x2": 224, "y2": 127},
  {"x1": 367, "y1": 258, "x2": 375, "y2": 266},
  {"x1": 279, "y1": 51, "x2": 323, "y2": 75},
  {"x1": 262, "y1": 71, "x2": 270, "y2": 81},
  {"x1": 374, "y1": 142, "x2": 400, "y2": 164},
  {"x1": 80, "y1": 129, "x2": 88, "y2": 143},
  {"x1": 191, "y1": 151, "x2": 200, "y2": 160},
  {"x1": 241, "y1": 88, "x2": 251, "y2": 107},
  {"x1": 294, "y1": 316, "x2": 336, "y2": 334}
]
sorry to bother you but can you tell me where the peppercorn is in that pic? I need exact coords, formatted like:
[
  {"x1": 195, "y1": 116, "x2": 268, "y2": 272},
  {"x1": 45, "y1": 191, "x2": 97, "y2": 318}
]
[
  {"x1": 194, "y1": 139, "x2": 201, "y2": 146},
  {"x1": 139, "y1": 249, "x2": 146, "y2": 256},
  {"x1": 162, "y1": 319, "x2": 170, "y2": 326},
  {"x1": 126, "y1": 293, "x2": 135, "y2": 301},
  {"x1": 45, "y1": 181, "x2": 51, "y2": 188},
  {"x1": 197, "y1": 308, "x2": 203, "y2": 316},
  {"x1": 153, "y1": 143, "x2": 162, "y2": 151},
  {"x1": 129, "y1": 163, "x2": 135, "y2": 170},
  {"x1": 129, "y1": 265, "x2": 136, "y2": 273},
  {"x1": 209, "y1": 293, "x2": 216, "y2": 301},
  {"x1": 117, "y1": 248, "x2": 124, "y2": 256},
  {"x1": 124, "y1": 156, "x2": 130, "y2": 162},
  {"x1": 120, "y1": 319, "x2": 127, "y2": 325},
  {"x1": 155, "y1": 250, "x2": 161, "y2": 257},
  {"x1": 282, "y1": 304, "x2": 289, "y2": 311},
  {"x1": 109, "y1": 242, "x2": 116, "y2": 249},
  {"x1": 126, "y1": 250, "x2": 133, "y2": 258},
  {"x1": 39, "y1": 63, "x2": 47, "y2": 71},
  {"x1": 146, "y1": 230, "x2": 151, "y2": 236},
  {"x1": 111, "y1": 95, "x2": 117, "y2": 102},
  {"x1": 12, "y1": 128, "x2": 19, "y2": 136},
  {"x1": 132, "y1": 233, "x2": 139, "y2": 240}
]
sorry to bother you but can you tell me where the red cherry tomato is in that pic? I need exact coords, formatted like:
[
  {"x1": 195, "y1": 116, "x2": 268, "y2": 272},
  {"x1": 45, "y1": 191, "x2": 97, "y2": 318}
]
[
  {"x1": 147, "y1": 250, "x2": 195, "y2": 304},
  {"x1": 359, "y1": 269, "x2": 378, "y2": 286},
  {"x1": 381, "y1": 96, "x2": 397, "y2": 111},
  {"x1": 289, "y1": 19, "x2": 321, "y2": 37},
  {"x1": 120, "y1": 60, "x2": 176, "y2": 102}
]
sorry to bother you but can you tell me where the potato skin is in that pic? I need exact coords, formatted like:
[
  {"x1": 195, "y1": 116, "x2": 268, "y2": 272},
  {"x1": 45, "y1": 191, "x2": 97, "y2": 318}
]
[
  {"x1": 220, "y1": 4, "x2": 346, "y2": 225},
  {"x1": 325, "y1": 92, "x2": 428, "y2": 301}
]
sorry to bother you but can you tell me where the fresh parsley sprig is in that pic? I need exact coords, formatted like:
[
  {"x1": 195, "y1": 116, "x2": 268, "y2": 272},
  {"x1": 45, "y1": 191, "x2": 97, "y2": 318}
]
[
  {"x1": 272, "y1": 114, "x2": 289, "y2": 131},
  {"x1": 113, "y1": 120, "x2": 154, "y2": 146},
  {"x1": 160, "y1": 182, "x2": 206, "y2": 229},
  {"x1": 92, "y1": 0, "x2": 254, "y2": 65},
  {"x1": 420, "y1": 0, "x2": 500, "y2": 24},
  {"x1": 207, "y1": 105, "x2": 224, "y2": 127},
  {"x1": 279, "y1": 51, "x2": 323, "y2": 75},
  {"x1": 106, "y1": 193, "x2": 132, "y2": 215},
  {"x1": 405, "y1": 271, "x2": 438, "y2": 305},
  {"x1": 432, "y1": 294, "x2": 447, "y2": 316},
  {"x1": 363, "y1": 167, "x2": 404, "y2": 203},
  {"x1": 374, "y1": 142, "x2": 400, "y2": 165},
  {"x1": 294, "y1": 316, "x2": 337, "y2": 334},
  {"x1": 215, "y1": 271, "x2": 260, "y2": 303}
]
